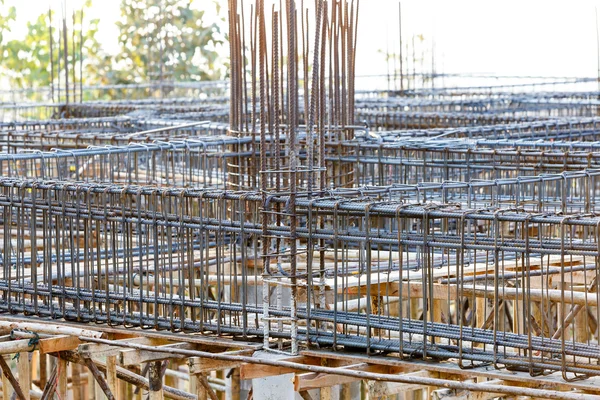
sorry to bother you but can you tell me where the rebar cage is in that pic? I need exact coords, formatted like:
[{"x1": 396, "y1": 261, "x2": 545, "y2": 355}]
[{"x1": 4, "y1": 0, "x2": 600, "y2": 386}]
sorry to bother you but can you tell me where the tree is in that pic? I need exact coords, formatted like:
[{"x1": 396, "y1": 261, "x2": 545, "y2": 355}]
[
  {"x1": 0, "y1": 1, "x2": 109, "y2": 98},
  {"x1": 0, "y1": 0, "x2": 16, "y2": 45},
  {"x1": 114, "y1": 0, "x2": 225, "y2": 83}
]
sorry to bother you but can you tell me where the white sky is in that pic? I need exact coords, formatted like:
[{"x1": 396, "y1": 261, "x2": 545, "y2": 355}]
[{"x1": 3, "y1": 0, "x2": 600, "y2": 79}]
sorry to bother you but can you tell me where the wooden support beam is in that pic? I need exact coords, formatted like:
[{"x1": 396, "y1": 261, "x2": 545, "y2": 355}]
[
  {"x1": 188, "y1": 349, "x2": 254, "y2": 374},
  {"x1": 340, "y1": 383, "x2": 352, "y2": 400},
  {"x1": 38, "y1": 354, "x2": 46, "y2": 392},
  {"x1": 319, "y1": 359, "x2": 332, "y2": 400},
  {"x1": 57, "y1": 358, "x2": 67, "y2": 400},
  {"x1": 431, "y1": 380, "x2": 505, "y2": 400},
  {"x1": 299, "y1": 391, "x2": 314, "y2": 400},
  {"x1": 368, "y1": 371, "x2": 438, "y2": 397},
  {"x1": 39, "y1": 335, "x2": 81, "y2": 354},
  {"x1": 239, "y1": 356, "x2": 317, "y2": 380},
  {"x1": 301, "y1": 349, "x2": 600, "y2": 394},
  {"x1": 72, "y1": 363, "x2": 83, "y2": 400},
  {"x1": 294, "y1": 363, "x2": 390, "y2": 391},
  {"x1": 0, "y1": 354, "x2": 26, "y2": 400},
  {"x1": 230, "y1": 368, "x2": 240, "y2": 400},
  {"x1": 107, "y1": 356, "x2": 118, "y2": 400},
  {"x1": 197, "y1": 374, "x2": 218, "y2": 400},
  {"x1": 120, "y1": 343, "x2": 197, "y2": 366},
  {"x1": 1, "y1": 356, "x2": 11, "y2": 400},
  {"x1": 191, "y1": 373, "x2": 207, "y2": 400},
  {"x1": 133, "y1": 363, "x2": 150, "y2": 396},
  {"x1": 18, "y1": 353, "x2": 31, "y2": 400},
  {"x1": 82, "y1": 357, "x2": 116, "y2": 400},
  {"x1": 59, "y1": 351, "x2": 194, "y2": 400},
  {"x1": 39, "y1": 363, "x2": 57, "y2": 400},
  {"x1": 148, "y1": 361, "x2": 164, "y2": 400},
  {"x1": 431, "y1": 390, "x2": 500, "y2": 400}
]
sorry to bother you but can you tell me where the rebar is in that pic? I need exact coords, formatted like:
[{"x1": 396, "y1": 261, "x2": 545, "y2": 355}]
[{"x1": 4, "y1": 1, "x2": 600, "y2": 389}]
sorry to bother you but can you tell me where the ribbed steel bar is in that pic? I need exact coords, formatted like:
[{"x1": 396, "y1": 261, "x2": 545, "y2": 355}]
[{"x1": 0, "y1": 177, "x2": 597, "y2": 379}]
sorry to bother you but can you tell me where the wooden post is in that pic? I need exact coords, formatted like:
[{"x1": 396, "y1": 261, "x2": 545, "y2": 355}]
[
  {"x1": 0, "y1": 354, "x2": 27, "y2": 400},
  {"x1": 558, "y1": 283, "x2": 572, "y2": 341},
  {"x1": 82, "y1": 357, "x2": 115, "y2": 400},
  {"x1": 360, "y1": 379, "x2": 367, "y2": 400},
  {"x1": 18, "y1": 353, "x2": 30, "y2": 400},
  {"x1": 1, "y1": 356, "x2": 10, "y2": 400},
  {"x1": 476, "y1": 298, "x2": 487, "y2": 332},
  {"x1": 230, "y1": 368, "x2": 240, "y2": 400},
  {"x1": 340, "y1": 383, "x2": 352, "y2": 400},
  {"x1": 191, "y1": 373, "x2": 207, "y2": 400},
  {"x1": 216, "y1": 370, "x2": 224, "y2": 400},
  {"x1": 39, "y1": 354, "x2": 47, "y2": 393},
  {"x1": 119, "y1": 374, "x2": 128, "y2": 400},
  {"x1": 165, "y1": 361, "x2": 176, "y2": 394},
  {"x1": 58, "y1": 357, "x2": 68, "y2": 400},
  {"x1": 148, "y1": 361, "x2": 164, "y2": 400},
  {"x1": 131, "y1": 365, "x2": 141, "y2": 400},
  {"x1": 320, "y1": 359, "x2": 331, "y2": 400},
  {"x1": 575, "y1": 302, "x2": 589, "y2": 343},
  {"x1": 30, "y1": 352, "x2": 38, "y2": 383},
  {"x1": 107, "y1": 356, "x2": 118, "y2": 400},
  {"x1": 40, "y1": 363, "x2": 58, "y2": 400},
  {"x1": 72, "y1": 363, "x2": 84, "y2": 400}
]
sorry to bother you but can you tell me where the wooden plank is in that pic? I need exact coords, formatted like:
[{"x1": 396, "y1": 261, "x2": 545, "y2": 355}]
[
  {"x1": 188, "y1": 349, "x2": 255, "y2": 374},
  {"x1": 239, "y1": 356, "x2": 317, "y2": 380},
  {"x1": 294, "y1": 363, "x2": 390, "y2": 391},
  {"x1": 38, "y1": 335, "x2": 81, "y2": 354},
  {"x1": 432, "y1": 388, "x2": 501, "y2": 400},
  {"x1": 368, "y1": 371, "x2": 438, "y2": 397},
  {"x1": 119, "y1": 343, "x2": 197, "y2": 366}
]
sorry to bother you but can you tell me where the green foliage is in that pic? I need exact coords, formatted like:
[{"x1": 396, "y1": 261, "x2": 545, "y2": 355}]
[
  {"x1": 2, "y1": 12, "x2": 53, "y2": 89},
  {"x1": 114, "y1": 0, "x2": 225, "y2": 82},
  {"x1": 0, "y1": 0, "x2": 225, "y2": 97},
  {"x1": 1, "y1": 1, "x2": 108, "y2": 92},
  {"x1": 0, "y1": 0, "x2": 16, "y2": 45}
]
